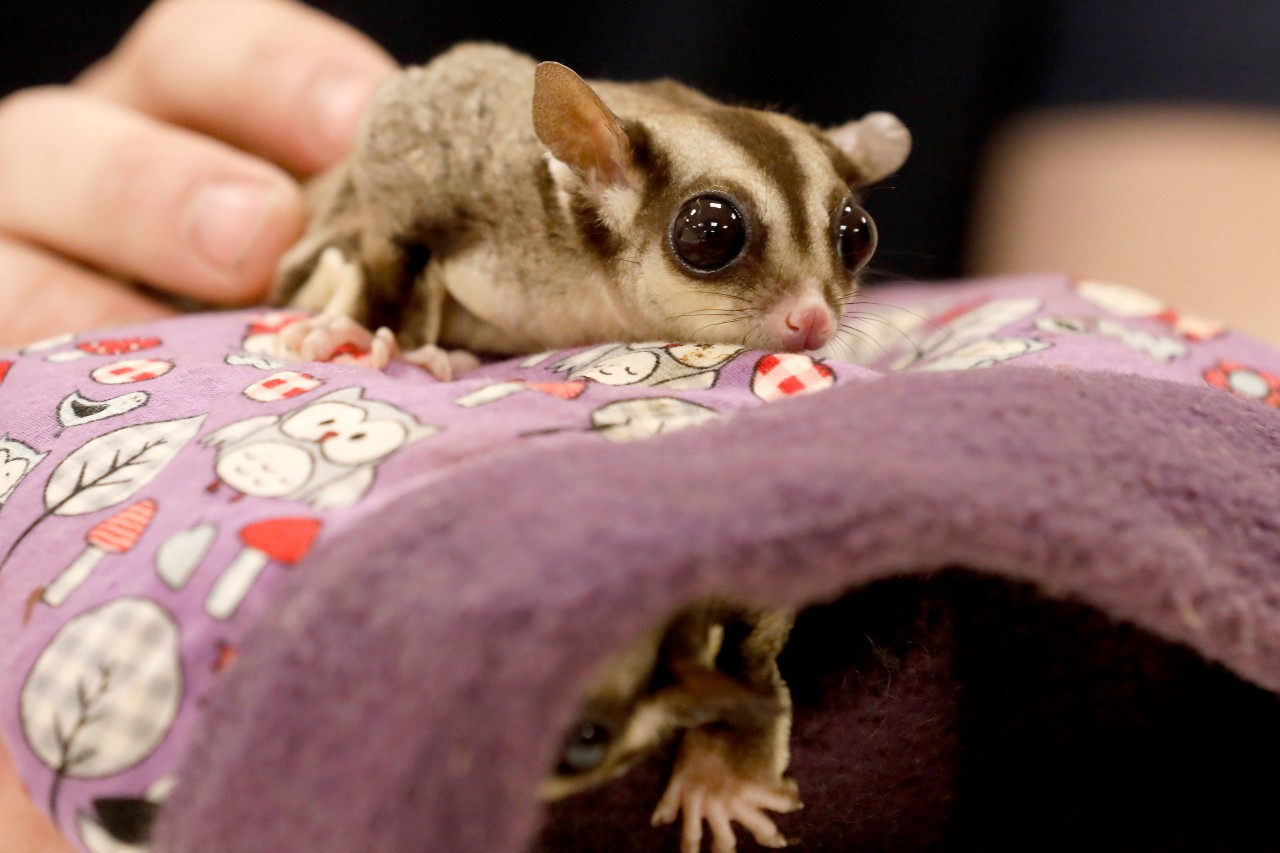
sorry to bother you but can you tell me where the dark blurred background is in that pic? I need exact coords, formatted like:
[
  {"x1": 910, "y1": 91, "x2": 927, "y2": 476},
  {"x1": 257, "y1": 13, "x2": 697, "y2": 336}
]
[{"x1": 3, "y1": 1, "x2": 1279, "y2": 285}]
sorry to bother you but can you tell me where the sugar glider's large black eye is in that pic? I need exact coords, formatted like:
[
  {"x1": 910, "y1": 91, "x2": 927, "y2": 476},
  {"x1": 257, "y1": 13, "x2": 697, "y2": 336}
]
[
  {"x1": 556, "y1": 720, "x2": 612, "y2": 775},
  {"x1": 836, "y1": 200, "x2": 877, "y2": 273},
  {"x1": 670, "y1": 195, "x2": 746, "y2": 272}
]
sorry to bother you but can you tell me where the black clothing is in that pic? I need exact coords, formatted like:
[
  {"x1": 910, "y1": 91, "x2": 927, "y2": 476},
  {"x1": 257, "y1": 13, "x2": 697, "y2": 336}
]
[{"x1": 4, "y1": 1, "x2": 1278, "y2": 281}]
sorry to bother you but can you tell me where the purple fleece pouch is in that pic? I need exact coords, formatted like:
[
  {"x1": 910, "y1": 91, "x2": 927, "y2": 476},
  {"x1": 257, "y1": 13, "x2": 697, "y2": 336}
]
[{"x1": 2, "y1": 274, "x2": 1280, "y2": 852}]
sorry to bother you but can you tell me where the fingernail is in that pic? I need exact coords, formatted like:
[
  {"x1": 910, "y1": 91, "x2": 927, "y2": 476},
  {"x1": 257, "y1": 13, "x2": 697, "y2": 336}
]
[
  {"x1": 185, "y1": 179, "x2": 279, "y2": 273},
  {"x1": 310, "y1": 70, "x2": 382, "y2": 156}
]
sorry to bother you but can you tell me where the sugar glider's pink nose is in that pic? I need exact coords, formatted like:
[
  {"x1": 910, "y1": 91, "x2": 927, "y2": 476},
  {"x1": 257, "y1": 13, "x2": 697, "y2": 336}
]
[{"x1": 780, "y1": 305, "x2": 833, "y2": 351}]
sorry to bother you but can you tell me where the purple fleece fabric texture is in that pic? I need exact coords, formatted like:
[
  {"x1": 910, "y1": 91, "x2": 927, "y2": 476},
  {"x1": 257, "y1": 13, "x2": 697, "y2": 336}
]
[{"x1": 3, "y1": 274, "x2": 1280, "y2": 852}]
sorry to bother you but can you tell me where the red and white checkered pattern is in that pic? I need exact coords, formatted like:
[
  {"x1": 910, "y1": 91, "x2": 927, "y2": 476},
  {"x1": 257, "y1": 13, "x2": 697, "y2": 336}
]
[
  {"x1": 751, "y1": 353, "x2": 835, "y2": 402},
  {"x1": 247, "y1": 311, "x2": 309, "y2": 337},
  {"x1": 1204, "y1": 360, "x2": 1280, "y2": 408},
  {"x1": 90, "y1": 358, "x2": 174, "y2": 385},
  {"x1": 242, "y1": 371, "x2": 322, "y2": 402},
  {"x1": 20, "y1": 598, "x2": 182, "y2": 778}
]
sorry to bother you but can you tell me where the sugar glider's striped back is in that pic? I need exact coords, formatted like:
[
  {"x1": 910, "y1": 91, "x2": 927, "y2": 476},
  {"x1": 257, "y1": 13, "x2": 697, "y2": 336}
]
[{"x1": 274, "y1": 42, "x2": 911, "y2": 364}]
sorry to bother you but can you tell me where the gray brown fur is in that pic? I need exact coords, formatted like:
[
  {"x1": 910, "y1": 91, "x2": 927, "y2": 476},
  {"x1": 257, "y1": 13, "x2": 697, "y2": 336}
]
[
  {"x1": 542, "y1": 601, "x2": 796, "y2": 801},
  {"x1": 272, "y1": 42, "x2": 910, "y2": 358},
  {"x1": 270, "y1": 45, "x2": 908, "y2": 848}
]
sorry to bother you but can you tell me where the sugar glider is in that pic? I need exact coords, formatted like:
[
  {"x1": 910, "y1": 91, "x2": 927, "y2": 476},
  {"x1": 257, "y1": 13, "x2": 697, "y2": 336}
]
[
  {"x1": 271, "y1": 42, "x2": 910, "y2": 379},
  {"x1": 272, "y1": 42, "x2": 909, "y2": 850},
  {"x1": 544, "y1": 603, "x2": 797, "y2": 853}
]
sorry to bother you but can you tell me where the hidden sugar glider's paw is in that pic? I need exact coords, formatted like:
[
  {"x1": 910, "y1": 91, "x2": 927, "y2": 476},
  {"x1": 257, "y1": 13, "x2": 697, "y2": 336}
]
[{"x1": 652, "y1": 727, "x2": 801, "y2": 853}]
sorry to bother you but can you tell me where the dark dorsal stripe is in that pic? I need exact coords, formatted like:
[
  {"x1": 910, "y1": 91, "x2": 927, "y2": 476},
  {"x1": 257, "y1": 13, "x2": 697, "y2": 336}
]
[
  {"x1": 701, "y1": 108, "x2": 810, "y2": 250},
  {"x1": 624, "y1": 120, "x2": 675, "y2": 218}
]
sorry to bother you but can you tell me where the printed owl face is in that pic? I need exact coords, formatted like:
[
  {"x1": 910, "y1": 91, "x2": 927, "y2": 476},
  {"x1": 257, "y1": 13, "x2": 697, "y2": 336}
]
[
  {"x1": 203, "y1": 387, "x2": 439, "y2": 508},
  {"x1": 280, "y1": 401, "x2": 413, "y2": 466},
  {"x1": 0, "y1": 436, "x2": 48, "y2": 507},
  {"x1": 575, "y1": 352, "x2": 660, "y2": 386}
]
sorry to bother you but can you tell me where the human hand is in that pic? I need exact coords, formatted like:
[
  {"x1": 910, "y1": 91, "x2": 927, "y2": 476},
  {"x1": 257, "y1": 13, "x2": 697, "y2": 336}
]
[
  {"x1": 1, "y1": 733, "x2": 72, "y2": 853},
  {"x1": 0, "y1": 0, "x2": 397, "y2": 349}
]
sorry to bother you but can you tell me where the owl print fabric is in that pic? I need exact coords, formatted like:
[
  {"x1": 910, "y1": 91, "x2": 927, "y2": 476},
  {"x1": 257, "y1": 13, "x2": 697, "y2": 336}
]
[{"x1": 3, "y1": 274, "x2": 1280, "y2": 853}]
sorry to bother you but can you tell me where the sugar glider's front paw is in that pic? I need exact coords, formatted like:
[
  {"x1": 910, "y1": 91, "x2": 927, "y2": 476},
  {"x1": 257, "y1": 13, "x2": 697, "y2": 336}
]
[
  {"x1": 401, "y1": 344, "x2": 482, "y2": 382},
  {"x1": 652, "y1": 727, "x2": 801, "y2": 853},
  {"x1": 275, "y1": 315, "x2": 398, "y2": 369},
  {"x1": 285, "y1": 245, "x2": 366, "y2": 315},
  {"x1": 270, "y1": 246, "x2": 399, "y2": 368}
]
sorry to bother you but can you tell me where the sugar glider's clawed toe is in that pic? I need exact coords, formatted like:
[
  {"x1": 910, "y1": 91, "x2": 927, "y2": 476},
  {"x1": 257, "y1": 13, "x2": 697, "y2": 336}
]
[
  {"x1": 274, "y1": 313, "x2": 398, "y2": 370},
  {"x1": 271, "y1": 247, "x2": 396, "y2": 369},
  {"x1": 274, "y1": 246, "x2": 479, "y2": 378},
  {"x1": 399, "y1": 343, "x2": 481, "y2": 382},
  {"x1": 546, "y1": 604, "x2": 797, "y2": 852},
  {"x1": 652, "y1": 727, "x2": 801, "y2": 853}
]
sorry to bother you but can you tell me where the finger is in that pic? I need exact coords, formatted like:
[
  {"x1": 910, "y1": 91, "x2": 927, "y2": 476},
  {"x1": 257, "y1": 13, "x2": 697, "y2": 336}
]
[
  {"x1": 740, "y1": 786, "x2": 802, "y2": 814},
  {"x1": 0, "y1": 87, "x2": 304, "y2": 305},
  {"x1": 728, "y1": 804, "x2": 787, "y2": 848},
  {"x1": 681, "y1": 790, "x2": 705, "y2": 853},
  {"x1": 0, "y1": 735, "x2": 76, "y2": 853},
  {"x1": 79, "y1": 0, "x2": 397, "y2": 174},
  {"x1": 705, "y1": 802, "x2": 737, "y2": 853},
  {"x1": 652, "y1": 779, "x2": 685, "y2": 825},
  {"x1": 0, "y1": 238, "x2": 174, "y2": 351}
]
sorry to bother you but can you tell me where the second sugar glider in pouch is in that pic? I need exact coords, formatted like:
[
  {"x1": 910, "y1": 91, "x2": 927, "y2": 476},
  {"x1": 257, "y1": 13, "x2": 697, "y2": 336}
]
[
  {"x1": 544, "y1": 602, "x2": 799, "y2": 853},
  {"x1": 271, "y1": 41, "x2": 911, "y2": 378},
  {"x1": 272, "y1": 41, "x2": 908, "y2": 850}
]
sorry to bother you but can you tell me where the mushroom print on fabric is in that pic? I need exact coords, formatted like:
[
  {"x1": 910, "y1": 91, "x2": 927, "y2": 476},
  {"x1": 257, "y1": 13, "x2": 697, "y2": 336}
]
[{"x1": 0, "y1": 416, "x2": 206, "y2": 573}]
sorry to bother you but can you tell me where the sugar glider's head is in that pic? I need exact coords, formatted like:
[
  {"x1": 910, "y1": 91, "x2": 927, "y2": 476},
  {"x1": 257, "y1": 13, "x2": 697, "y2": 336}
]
[
  {"x1": 540, "y1": 607, "x2": 782, "y2": 802},
  {"x1": 533, "y1": 60, "x2": 911, "y2": 352}
]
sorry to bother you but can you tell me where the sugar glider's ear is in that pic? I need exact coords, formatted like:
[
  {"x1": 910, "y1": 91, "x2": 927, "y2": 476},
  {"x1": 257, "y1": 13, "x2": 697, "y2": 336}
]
[
  {"x1": 825, "y1": 111, "x2": 912, "y2": 185},
  {"x1": 533, "y1": 61, "x2": 639, "y2": 191}
]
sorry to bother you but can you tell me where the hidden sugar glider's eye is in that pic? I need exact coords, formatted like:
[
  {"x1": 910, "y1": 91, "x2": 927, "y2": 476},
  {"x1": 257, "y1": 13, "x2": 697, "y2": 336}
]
[
  {"x1": 557, "y1": 720, "x2": 613, "y2": 774},
  {"x1": 835, "y1": 200, "x2": 877, "y2": 274},
  {"x1": 669, "y1": 194, "x2": 747, "y2": 272}
]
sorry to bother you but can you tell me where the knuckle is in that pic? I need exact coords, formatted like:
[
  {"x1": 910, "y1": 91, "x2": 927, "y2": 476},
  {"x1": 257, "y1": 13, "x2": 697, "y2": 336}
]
[
  {"x1": 0, "y1": 240, "x2": 75, "y2": 347},
  {"x1": 0, "y1": 239, "x2": 54, "y2": 295},
  {"x1": 0, "y1": 237, "x2": 165, "y2": 350},
  {"x1": 0, "y1": 85, "x2": 66, "y2": 136},
  {"x1": 90, "y1": 128, "x2": 169, "y2": 219},
  {"x1": 113, "y1": 5, "x2": 179, "y2": 81},
  {"x1": 130, "y1": 0, "x2": 202, "y2": 40},
  {"x1": 111, "y1": 0, "x2": 212, "y2": 93},
  {"x1": 0, "y1": 87, "x2": 79, "y2": 194}
]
